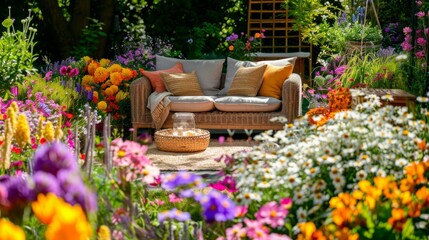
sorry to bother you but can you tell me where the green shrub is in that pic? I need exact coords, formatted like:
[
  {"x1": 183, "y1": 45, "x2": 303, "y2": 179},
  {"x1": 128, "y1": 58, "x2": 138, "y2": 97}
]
[{"x1": 0, "y1": 7, "x2": 38, "y2": 96}]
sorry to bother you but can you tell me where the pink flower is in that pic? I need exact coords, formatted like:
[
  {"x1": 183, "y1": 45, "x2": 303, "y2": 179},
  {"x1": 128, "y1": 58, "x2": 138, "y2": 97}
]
[
  {"x1": 401, "y1": 41, "x2": 413, "y2": 51},
  {"x1": 417, "y1": 1, "x2": 423, "y2": 6},
  {"x1": 225, "y1": 223, "x2": 247, "y2": 240},
  {"x1": 169, "y1": 193, "x2": 183, "y2": 203},
  {"x1": 235, "y1": 205, "x2": 248, "y2": 218},
  {"x1": 218, "y1": 136, "x2": 225, "y2": 144},
  {"x1": 142, "y1": 165, "x2": 160, "y2": 184},
  {"x1": 244, "y1": 218, "x2": 270, "y2": 239},
  {"x1": 417, "y1": 37, "x2": 427, "y2": 46},
  {"x1": 416, "y1": 11, "x2": 425, "y2": 18},
  {"x1": 150, "y1": 198, "x2": 165, "y2": 206},
  {"x1": 69, "y1": 67, "x2": 79, "y2": 77},
  {"x1": 255, "y1": 201, "x2": 288, "y2": 228},
  {"x1": 269, "y1": 233, "x2": 292, "y2": 240},
  {"x1": 416, "y1": 50, "x2": 426, "y2": 59},
  {"x1": 45, "y1": 71, "x2": 53, "y2": 81},
  {"x1": 307, "y1": 89, "x2": 315, "y2": 95},
  {"x1": 403, "y1": 27, "x2": 413, "y2": 34}
]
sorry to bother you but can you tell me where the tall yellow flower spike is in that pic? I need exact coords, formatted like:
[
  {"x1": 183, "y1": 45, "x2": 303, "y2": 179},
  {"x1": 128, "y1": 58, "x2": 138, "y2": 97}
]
[
  {"x1": 14, "y1": 114, "x2": 31, "y2": 148},
  {"x1": 44, "y1": 121, "x2": 55, "y2": 142},
  {"x1": 0, "y1": 218, "x2": 25, "y2": 240},
  {"x1": 6, "y1": 105, "x2": 17, "y2": 132},
  {"x1": 54, "y1": 115, "x2": 63, "y2": 141},
  {"x1": 1, "y1": 118, "x2": 13, "y2": 169}
]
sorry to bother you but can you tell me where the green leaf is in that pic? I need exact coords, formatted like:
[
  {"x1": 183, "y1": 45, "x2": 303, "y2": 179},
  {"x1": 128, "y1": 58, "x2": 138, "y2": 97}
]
[
  {"x1": 402, "y1": 218, "x2": 414, "y2": 238},
  {"x1": 2, "y1": 17, "x2": 13, "y2": 28}
]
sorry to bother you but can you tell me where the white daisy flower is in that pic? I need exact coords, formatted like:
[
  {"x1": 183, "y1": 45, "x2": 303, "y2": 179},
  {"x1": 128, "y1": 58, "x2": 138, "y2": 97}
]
[
  {"x1": 381, "y1": 94, "x2": 394, "y2": 101},
  {"x1": 356, "y1": 170, "x2": 367, "y2": 180},
  {"x1": 332, "y1": 175, "x2": 346, "y2": 188},
  {"x1": 293, "y1": 190, "x2": 307, "y2": 205},
  {"x1": 417, "y1": 96, "x2": 429, "y2": 103},
  {"x1": 296, "y1": 207, "x2": 308, "y2": 223},
  {"x1": 395, "y1": 158, "x2": 408, "y2": 168}
]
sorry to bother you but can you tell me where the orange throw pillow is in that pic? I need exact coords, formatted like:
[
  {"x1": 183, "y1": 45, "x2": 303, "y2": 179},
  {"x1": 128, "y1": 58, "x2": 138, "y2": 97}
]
[
  {"x1": 258, "y1": 64, "x2": 293, "y2": 99},
  {"x1": 141, "y1": 62, "x2": 184, "y2": 93}
]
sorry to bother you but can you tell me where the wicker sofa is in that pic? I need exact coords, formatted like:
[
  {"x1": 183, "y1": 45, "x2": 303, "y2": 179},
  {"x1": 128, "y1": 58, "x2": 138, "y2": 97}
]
[{"x1": 130, "y1": 55, "x2": 302, "y2": 139}]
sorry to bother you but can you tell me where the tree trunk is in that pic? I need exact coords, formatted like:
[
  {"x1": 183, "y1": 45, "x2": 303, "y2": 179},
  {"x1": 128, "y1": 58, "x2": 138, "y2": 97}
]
[
  {"x1": 36, "y1": 0, "x2": 74, "y2": 59},
  {"x1": 95, "y1": 0, "x2": 115, "y2": 58}
]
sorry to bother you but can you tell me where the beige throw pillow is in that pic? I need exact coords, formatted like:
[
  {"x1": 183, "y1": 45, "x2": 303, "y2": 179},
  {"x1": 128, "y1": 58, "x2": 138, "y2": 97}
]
[
  {"x1": 160, "y1": 71, "x2": 204, "y2": 96},
  {"x1": 227, "y1": 65, "x2": 267, "y2": 97}
]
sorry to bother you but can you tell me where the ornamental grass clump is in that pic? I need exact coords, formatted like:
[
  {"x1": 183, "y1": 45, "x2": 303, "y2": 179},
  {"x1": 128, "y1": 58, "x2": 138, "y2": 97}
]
[{"x1": 217, "y1": 91, "x2": 429, "y2": 237}]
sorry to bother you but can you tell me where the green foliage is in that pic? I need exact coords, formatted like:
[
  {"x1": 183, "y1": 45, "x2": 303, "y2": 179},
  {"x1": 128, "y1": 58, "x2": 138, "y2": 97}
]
[
  {"x1": 16, "y1": 75, "x2": 79, "y2": 110},
  {"x1": 344, "y1": 22, "x2": 383, "y2": 43},
  {"x1": 0, "y1": 7, "x2": 38, "y2": 95},
  {"x1": 142, "y1": 0, "x2": 246, "y2": 58},
  {"x1": 187, "y1": 22, "x2": 222, "y2": 59},
  {"x1": 284, "y1": 0, "x2": 342, "y2": 46},
  {"x1": 340, "y1": 54, "x2": 408, "y2": 90},
  {"x1": 70, "y1": 18, "x2": 107, "y2": 59}
]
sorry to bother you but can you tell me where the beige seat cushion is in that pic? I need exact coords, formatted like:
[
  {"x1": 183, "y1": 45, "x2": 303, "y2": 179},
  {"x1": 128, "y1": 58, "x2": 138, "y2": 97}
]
[
  {"x1": 227, "y1": 64, "x2": 267, "y2": 97},
  {"x1": 168, "y1": 96, "x2": 217, "y2": 112},
  {"x1": 160, "y1": 71, "x2": 204, "y2": 96},
  {"x1": 214, "y1": 96, "x2": 281, "y2": 112},
  {"x1": 156, "y1": 55, "x2": 224, "y2": 95}
]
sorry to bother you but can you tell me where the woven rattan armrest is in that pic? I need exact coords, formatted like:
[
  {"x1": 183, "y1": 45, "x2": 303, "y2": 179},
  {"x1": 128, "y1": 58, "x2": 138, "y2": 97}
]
[{"x1": 281, "y1": 73, "x2": 302, "y2": 123}]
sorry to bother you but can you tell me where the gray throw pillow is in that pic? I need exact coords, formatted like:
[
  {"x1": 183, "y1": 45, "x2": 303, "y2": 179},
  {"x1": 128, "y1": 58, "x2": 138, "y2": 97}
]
[{"x1": 156, "y1": 55, "x2": 225, "y2": 96}]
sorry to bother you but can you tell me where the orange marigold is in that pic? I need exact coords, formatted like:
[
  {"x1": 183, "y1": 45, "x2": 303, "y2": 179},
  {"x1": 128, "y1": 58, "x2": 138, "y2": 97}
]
[
  {"x1": 94, "y1": 67, "x2": 109, "y2": 83},
  {"x1": 108, "y1": 63, "x2": 122, "y2": 73},
  {"x1": 100, "y1": 58, "x2": 111, "y2": 67},
  {"x1": 104, "y1": 88, "x2": 114, "y2": 96},
  {"x1": 110, "y1": 72, "x2": 123, "y2": 86},
  {"x1": 111, "y1": 85, "x2": 119, "y2": 93},
  {"x1": 87, "y1": 61, "x2": 100, "y2": 75},
  {"x1": 81, "y1": 75, "x2": 94, "y2": 87},
  {"x1": 228, "y1": 45, "x2": 234, "y2": 51},
  {"x1": 122, "y1": 68, "x2": 136, "y2": 81}
]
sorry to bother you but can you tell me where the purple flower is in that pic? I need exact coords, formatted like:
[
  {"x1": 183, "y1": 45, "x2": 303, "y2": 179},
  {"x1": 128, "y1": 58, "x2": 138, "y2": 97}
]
[
  {"x1": 196, "y1": 190, "x2": 236, "y2": 223},
  {"x1": 32, "y1": 142, "x2": 79, "y2": 176},
  {"x1": 161, "y1": 171, "x2": 206, "y2": 190},
  {"x1": 57, "y1": 170, "x2": 98, "y2": 213},
  {"x1": 32, "y1": 172, "x2": 61, "y2": 196},
  {"x1": 0, "y1": 176, "x2": 33, "y2": 209},
  {"x1": 158, "y1": 208, "x2": 191, "y2": 222}
]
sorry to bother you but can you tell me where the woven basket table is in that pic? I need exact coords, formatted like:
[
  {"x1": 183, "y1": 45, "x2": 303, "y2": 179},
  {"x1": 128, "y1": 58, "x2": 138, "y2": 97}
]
[{"x1": 154, "y1": 128, "x2": 210, "y2": 153}]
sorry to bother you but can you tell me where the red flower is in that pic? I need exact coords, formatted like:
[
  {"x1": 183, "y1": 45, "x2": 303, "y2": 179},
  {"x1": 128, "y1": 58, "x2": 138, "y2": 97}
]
[{"x1": 11, "y1": 146, "x2": 21, "y2": 154}]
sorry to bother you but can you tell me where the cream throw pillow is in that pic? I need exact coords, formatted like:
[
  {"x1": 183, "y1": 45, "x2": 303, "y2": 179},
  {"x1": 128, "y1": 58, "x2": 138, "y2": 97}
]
[
  {"x1": 227, "y1": 65, "x2": 267, "y2": 97},
  {"x1": 160, "y1": 71, "x2": 204, "y2": 96}
]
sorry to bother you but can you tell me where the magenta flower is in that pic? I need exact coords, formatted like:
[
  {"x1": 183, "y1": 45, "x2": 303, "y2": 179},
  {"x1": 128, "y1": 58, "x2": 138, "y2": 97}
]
[
  {"x1": 59, "y1": 66, "x2": 69, "y2": 76},
  {"x1": 209, "y1": 175, "x2": 238, "y2": 193},
  {"x1": 69, "y1": 67, "x2": 79, "y2": 77},
  {"x1": 158, "y1": 208, "x2": 191, "y2": 222},
  {"x1": 32, "y1": 142, "x2": 79, "y2": 176},
  {"x1": 416, "y1": 50, "x2": 425, "y2": 59},
  {"x1": 45, "y1": 71, "x2": 53, "y2": 80},
  {"x1": 417, "y1": 37, "x2": 427, "y2": 46},
  {"x1": 280, "y1": 198, "x2": 292, "y2": 210},
  {"x1": 401, "y1": 41, "x2": 413, "y2": 51},
  {"x1": 255, "y1": 201, "x2": 289, "y2": 228}
]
